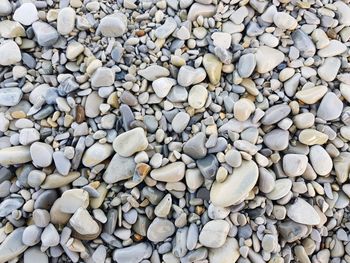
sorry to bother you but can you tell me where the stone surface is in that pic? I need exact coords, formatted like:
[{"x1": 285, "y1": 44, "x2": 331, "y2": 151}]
[
  {"x1": 98, "y1": 13, "x2": 127, "y2": 37},
  {"x1": 82, "y1": 142, "x2": 113, "y2": 167},
  {"x1": 0, "y1": 87, "x2": 23, "y2": 106},
  {"x1": 103, "y1": 153, "x2": 136, "y2": 183},
  {"x1": 147, "y1": 218, "x2": 175, "y2": 242}
]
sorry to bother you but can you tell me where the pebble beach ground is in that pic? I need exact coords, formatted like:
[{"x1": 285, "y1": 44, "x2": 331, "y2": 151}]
[{"x1": 0, "y1": 0, "x2": 349, "y2": 262}]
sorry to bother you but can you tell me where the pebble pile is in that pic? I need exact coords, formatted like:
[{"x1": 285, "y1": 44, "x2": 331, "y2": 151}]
[{"x1": 0, "y1": 0, "x2": 350, "y2": 262}]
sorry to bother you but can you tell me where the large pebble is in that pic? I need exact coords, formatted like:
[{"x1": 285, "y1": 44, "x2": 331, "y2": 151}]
[
  {"x1": 318, "y1": 40, "x2": 347, "y2": 57},
  {"x1": 82, "y1": 142, "x2": 113, "y2": 167},
  {"x1": 263, "y1": 129, "x2": 289, "y2": 151},
  {"x1": 98, "y1": 13, "x2": 127, "y2": 37},
  {"x1": 318, "y1": 57, "x2": 340, "y2": 82},
  {"x1": 0, "y1": 228, "x2": 27, "y2": 263},
  {"x1": 295, "y1": 85, "x2": 328, "y2": 104},
  {"x1": 32, "y1": 21, "x2": 59, "y2": 47},
  {"x1": 57, "y1": 7, "x2": 75, "y2": 35},
  {"x1": 188, "y1": 85, "x2": 208, "y2": 109},
  {"x1": 238, "y1": 53, "x2": 256, "y2": 78},
  {"x1": 23, "y1": 247, "x2": 48, "y2": 263},
  {"x1": 147, "y1": 218, "x2": 175, "y2": 242},
  {"x1": 152, "y1": 77, "x2": 176, "y2": 98},
  {"x1": 155, "y1": 17, "x2": 177, "y2": 39},
  {"x1": 0, "y1": 0, "x2": 11, "y2": 16},
  {"x1": 113, "y1": 242, "x2": 152, "y2": 263},
  {"x1": 41, "y1": 172, "x2": 80, "y2": 189},
  {"x1": 183, "y1": 132, "x2": 207, "y2": 159},
  {"x1": 292, "y1": 29, "x2": 316, "y2": 57},
  {"x1": 255, "y1": 46, "x2": 284, "y2": 73},
  {"x1": 113, "y1": 128, "x2": 148, "y2": 157},
  {"x1": 203, "y1": 54, "x2": 222, "y2": 85},
  {"x1": 103, "y1": 153, "x2": 136, "y2": 183},
  {"x1": 0, "y1": 87, "x2": 22, "y2": 106},
  {"x1": 91, "y1": 67, "x2": 115, "y2": 87},
  {"x1": 177, "y1": 65, "x2": 206, "y2": 86},
  {"x1": 287, "y1": 198, "x2": 320, "y2": 225},
  {"x1": 138, "y1": 65, "x2": 170, "y2": 81},
  {"x1": 188, "y1": 3, "x2": 216, "y2": 21},
  {"x1": 0, "y1": 197, "x2": 24, "y2": 217},
  {"x1": 266, "y1": 179, "x2": 292, "y2": 200},
  {"x1": 70, "y1": 207, "x2": 100, "y2": 236},
  {"x1": 283, "y1": 154, "x2": 308, "y2": 177},
  {"x1": 150, "y1": 162, "x2": 185, "y2": 183},
  {"x1": 317, "y1": 92, "x2": 343, "y2": 121},
  {"x1": 209, "y1": 238, "x2": 240, "y2": 263},
  {"x1": 234, "y1": 98, "x2": 255, "y2": 122},
  {"x1": 199, "y1": 220, "x2": 230, "y2": 248},
  {"x1": 273, "y1": 12, "x2": 298, "y2": 30},
  {"x1": 0, "y1": 40, "x2": 21, "y2": 66},
  {"x1": 30, "y1": 142, "x2": 53, "y2": 167},
  {"x1": 172, "y1": 111, "x2": 190, "y2": 133},
  {"x1": 59, "y1": 189, "x2": 89, "y2": 213},
  {"x1": 262, "y1": 104, "x2": 290, "y2": 125},
  {"x1": 210, "y1": 160, "x2": 258, "y2": 207},
  {"x1": 13, "y1": 3, "x2": 38, "y2": 25},
  {"x1": 309, "y1": 145, "x2": 333, "y2": 176},
  {"x1": 298, "y1": 129, "x2": 328, "y2": 145},
  {"x1": 22, "y1": 225, "x2": 42, "y2": 246}
]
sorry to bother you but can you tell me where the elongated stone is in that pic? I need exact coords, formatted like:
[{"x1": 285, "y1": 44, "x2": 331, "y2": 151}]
[
  {"x1": 41, "y1": 172, "x2": 80, "y2": 189},
  {"x1": 0, "y1": 228, "x2": 27, "y2": 263},
  {"x1": 210, "y1": 160, "x2": 258, "y2": 207},
  {"x1": 0, "y1": 146, "x2": 31, "y2": 165}
]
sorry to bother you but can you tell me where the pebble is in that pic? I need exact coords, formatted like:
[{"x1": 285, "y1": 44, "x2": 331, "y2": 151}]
[
  {"x1": 255, "y1": 46, "x2": 284, "y2": 73},
  {"x1": 152, "y1": 77, "x2": 176, "y2": 98},
  {"x1": 103, "y1": 153, "x2": 136, "y2": 183},
  {"x1": 113, "y1": 128, "x2": 148, "y2": 157},
  {"x1": 211, "y1": 32, "x2": 231, "y2": 49},
  {"x1": 30, "y1": 142, "x2": 53, "y2": 167},
  {"x1": 238, "y1": 53, "x2": 256, "y2": 78},
  {"x1": 210, "y1": 160, "x2": 258, "y2": 207},
  {"x1": 292, "y1": 29, "x2": 316, "y2": 57},
  {"x1": 199, "y1": 220, "x2": 230, "y2": 248},
  {"x1": 209, "y1": 238, "x2": 240, "y2": 263},
  {"x1": 41, "y1": 223, "x2": 60, "y2": 247},
  {"x1": 150, "y1": 162, "x2": 185, "y2": 182},
  {"x1": 13, "y1": 3, "x2": 38, "y2": 26},
  {"x1": 32, "y1": 21, "x2": 59, "y2": 47},
  {"x1": 0, "y1": 197, "x2": 24, "y2": 217},
  {"x1": 98, "y1": 13, "x2": 127, "y2": 37},
  {"x1": 295, "y1": 85, "x2": 328, "y2": 104},
  {"x1": 309, "y1": 145, "x2": 333, "y2": 176},
  {"x1": 147, "y1": 218, "x2": 175, "y2": 242},
  {"x1": 0, "y1": 146, "x2": 31, "y2": 165},
  {"x1": 287, "y1": 198, "x2": 320, "y2": 225},
  {"x1": 266, "y1": 178, "x2": 292, "y2": 200},
  {"x1": 23, "y1": 247, "x2": 48, "y2": 263},
  {"x1": 177, "y1": 65, "x2": 206, "y2": 86},
  {"x1": 0, "y1": 0, "x2": 11, "y2": 16},
  {"x1": 155, "y1": 17, "x2": 177, "y2": 39},
  {"x1": 0, "y1": 40, "x2": 21, "y2": 66},
  {"x1": 70, "y1": 207, "x2": 100, "y2": 236},
  {"x1": 59, "y1": 189, "x2": 89, "y2": 213},
  {"x1": 113, "y1": 242, "x2": 152, "y2": 263},
  {"x1": 282, "y1": 154, "x2": 308, "y2": 177},
  {"x1": 91, "y1": 67, "x2": 115, "y2": 87},
  {"x1": 138, "y1": 65, "x2": 170, "y2": 81},
  {"x1": 234, "y1": 98, "x2": 255, "y2": 122},
  {"x1": 273, "y1": 12, "x2": 298, "y2": 30},
  {"x1": 203, "y1": 54, "x2": 222, "y2": 85},
  {"x1": 317, "y1": 92, "x2": 343, "y2": 121},
  {"x1": 318, "y1": 40, "x2": 347, "y2": 57},
  {"x1": 0, "y1": 87, "x2": 23, "y2": 106},
  {"x1": 263, "y1": 129, "x2": 289, "y2": 151},
  {"x1": 187, "y1": 3, "x2": 216, "y2": 21},
  {"x1": 318, "y1": 57, "x2": 340, "y2": 81},
  {"x1": 0, "y1": 228, "x2": 27, "y2": 263},
  {"x1": 298, "y1": 129, "x2": 328, "y2": 145},
  {"x1": 188, "y1": 85, "x2": 208, "y2": 109},
  {"x1": 82, "y1": 142, "x2": 113, "y2": 167},
  {"x1": 172, "y1": 111, "x2": 190, "y2": 133}
]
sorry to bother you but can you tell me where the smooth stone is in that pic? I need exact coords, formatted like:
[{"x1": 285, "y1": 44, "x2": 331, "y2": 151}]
[
  {"x1": 255, "y1": 46, "x2": 284, "y2": 73},
  {"x1": 209, "y1": 238, "x2": 240, "y2": 263},
  {"x1": 155, "y1": 17, "x2": 177, "y2": 39},
  {"x1": 113, "y1": 242, "x2": 152, "y2": 263},
  {"x1": 147, "y1": 218, "x2": 175, "y2": 242},
  {"x1": 309, "y1": 145, "x2": 333, "y2": 176},
  {"x1": 287, "y1": 198, "x2": 320, "y2": 225},
  {"x1": 98, "y1": 13, "x2": 127, "y2": 37},
  {"x1": 152, "y1": 77, "x2": 176, "y2": 98},
  {"x1": 203, "y1": 53, "x2": 222, "y2": 85},
  {"x1": 283, "y1": 154, "x2": 308, "y2": 177},
  {"x1": 293, "y1": 113, "x2": 315, "y2": 129},
  {"x1": 0, "y1": 146, "x2": 31, "y2": 165},
  {"x1": 263, "y1": 129, "x2": 289, "y2": 151},
  {"x1": 225, "y1": 149, "x2": 242, "y2": 168},
  {"x1": 23, "y1": 247, "x2": 48, "y2": 263},
  {"x1": 295, "y1": 85, "x2": 328, "y2": 104},
  {"x1": 0, "y1": 228, "x2": 27, "y2": 263},
  {"x1": 66, "y1": 41, "x2": 84, "y2": 60},
  {"x1": 0, "y1": 87, "x2": 23, "y2": 106},
  {"x1": 0, "y1": 20, "x2": 25, "y2": 38},
  {"x1": 238, "y1": 53, "x2": 256, "y2": 78},
  {"x1": 298, "y1": 129, "x2": 328, "y2": 145},
  {"x1": 82, "y1": 142, "x2": 113, "y2": 167},
  {"x1": 0, "y1": 0, "x2": 11, "y2": 16},
  {"x1": 172, "y1": 111, "x2": 190, "y2": 133},
  {"x1": 234, "y1": 98, "x2": 255, "y2": 122},
  {"x1": 266, "y1": 179, "x2": 292, "y2": 200},
  {"x1": 258, "y1": 168, "x2": 275, "y2": 194},
  {"x1": 113, "y1": 128, "x2": 148, "y2": 157},
  {"x1": 196, "y1": 154, "x2": 218, "y2": 179},
  {"x1": 103, "y1": 153, "x2": 136, "y2": 183},
  {"x1": 188, "y1": 85, "x2": 208, "y2": 109},
  {"x1": 318, "y1": 40, "x2": 347, "y2": 57},
  {"x1": 334, "y1": 152, "x2": 350, "y2": 183},
  {"x1": 32, "y1": 209, "x2": 50, "y2": 227},
  {"x1": 154, "y1": 194, "x2": 172, "y2": 218},
  {"x1": 138, "y1": 65, "x2": 170, "y2": 81},
  {"x1": 32, "y1": 21, "x2": 59, "y2": 47},
  {"x1": 0, "y1": 40, "x2": 21, "y2": 66},
  {"x1": 57, "y1": 7, "x2": 75, "y2": 35},
  {"x1": 292, "y1": 29, "x2": 316, "y2": 57},
  {"x1": 30, "y1": 142, "x2": 53, "y2": 167},
  {"x1": 41, "y1": 172, "x2": 80, "y2": 189},
  {"x1": 340, "y1": 83, "x2": 350, "y2": 103},
  {"x1": 208, "y1": 204, "x2": 230, "y2": 220},
  {"x1": 0, "y1": 197, "x2": 24, "y2": 217},
  {"x1": 278, "y1": 221, "x2": 308, "y2": 243},
  {"x1": 85, "y1": 91, "x2": 103, "y2": 118},
  {"x1": 59, "y1": 189, "x2": 89, "y2": 213},
  {"x1": 177, "y1": 65, "x2": 206, "y2": 86},
  {"x1": 70, "y1": 207, "x2": 100, "y2": 236},
  {"x1": 317, "y1": 92, "x2": 343, "y2": 121},
  {"x1": 210, "y1": 160, "x2": 258, "y2": 207},
  {"x1": 183, "y1": 132, "x2": 207, "y2": 159},
  {"x1": 318, "y1": 57, "x2": 340, "y2": 82},
  {"x1": 334, "y1": 1, "x2": 350, "y2": 26},
  {"x1": 52, "y1": 151, "x2": 71, "y2": 176},
  {"x1": 91, "y1": 67, "x2": 115, "y2": 87},
  {"x1": 187, "y1": 3, "x2": 216, "y2": 21},
  {"x1": 273, "y1": 12, "x2": 298, "y2": 30},
  {"x1": 150, "y1": 162, "x2": 185, "y2": 183},
  {"x1": 22, "y1": 225, "x2": 42, "y2": 247},
  {"x1": 199, "y1": 220, "x2": 230, "y2": 248},
  {"x1": 19, "y1": 128, "x2": 40, "y2": 145},
  {"x1": 261, "y1": 104, "x2": 291, "y2": 125},
  {"x1": 13, "y1": 3, "x2": 38, "y2": 25},
  {"x1": 34, "y1": 190, "x2": 58, "y2": 210},
  {"x1": 50, "y1": 198, "x2": 71, "y2": 225},
  {"x1": 41, "y1": 224, "x2": 59, "y2": 247}
]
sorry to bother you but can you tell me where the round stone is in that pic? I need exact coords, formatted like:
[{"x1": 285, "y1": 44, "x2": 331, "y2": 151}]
[{"x1": 188, "y1": 85, "x2": 208, "y2": 109}]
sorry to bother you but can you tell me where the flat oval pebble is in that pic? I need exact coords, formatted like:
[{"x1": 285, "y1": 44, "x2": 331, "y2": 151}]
[
  {"x1": 210, "y1": 160, "x2": 258, "y2": 207},
  {"x1": 82, "y1": 142, "x2": 113, "y2": 167},
  {"x1": 150, "y1": 162, "x2": 185, "y2": 183},
  {"x1": 266, "y1": 179, "x2": 292, "y2": 200},
  {"x1": 113, "y1": 128, "x2": 148, "y2": 157},
  {"x1": 147, "y1": 218, "x2": 175, "y2": 242},
  {"x1": 309, "y1": 145, "x2": 333, "y2": 176},
  {"x1": 295, "y1": 85, "x2": 328, "y2": 104},
  {"x1": 0, "y1": 228, "x2": 27, "y2": 262},
  {"x1": 199, "y1": 220, "x2": 230, "y2": 248},
  {"x1": 317, "y1": 92, "x2": 343, "y2": 121},
  {"x1": 282, "y1": 154, "x2": 308, "y2": 177},
  {"x1": 299, "y1": 129, "x2": 328, "y2": 145},
  {"x1": 287, "y1": 198, "x2": 321, "y2": 225}
]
